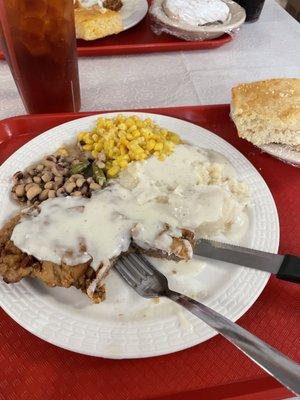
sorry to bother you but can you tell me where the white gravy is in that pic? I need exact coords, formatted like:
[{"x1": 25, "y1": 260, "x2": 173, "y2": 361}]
[{"x1": 11, "y1": 144, "x2": 249, "y2": 275}]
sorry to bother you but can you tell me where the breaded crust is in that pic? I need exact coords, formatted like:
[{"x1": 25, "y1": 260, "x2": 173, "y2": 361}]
[
  {"x1": 0, "y1": 216, "x2": 195, "y2": 303},
  {"x1": 0, "y1": 215, "x2": 105, "y2": 303}
]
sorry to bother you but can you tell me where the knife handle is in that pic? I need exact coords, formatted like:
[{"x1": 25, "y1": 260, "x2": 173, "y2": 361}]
[{"x1": 277, "y1": 255, "x2": 300, "y2": 283}]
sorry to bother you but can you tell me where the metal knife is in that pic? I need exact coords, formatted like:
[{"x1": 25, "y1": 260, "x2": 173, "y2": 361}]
[{"x1": 194, "y1": 239, "x2": 300, "y2": 284}]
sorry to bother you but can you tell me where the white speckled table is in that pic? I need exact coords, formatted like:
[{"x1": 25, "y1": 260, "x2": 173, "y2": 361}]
[{"x1": 0, "y1": 0, "x2": 299, "y2": 121}]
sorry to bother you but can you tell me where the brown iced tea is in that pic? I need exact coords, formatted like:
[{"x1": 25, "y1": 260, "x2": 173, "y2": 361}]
[{"x1": 0, "y1": 0, "x2": 81, "y2": 114}]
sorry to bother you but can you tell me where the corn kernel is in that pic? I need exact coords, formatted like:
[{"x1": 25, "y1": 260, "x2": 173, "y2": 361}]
[
  {"x1": 91, "y1": 150, "x2": 98, "y2": 159},
  {"x1": 119, "y1": 160, "x2": 128, "y2": 168},
  {"x1": 77, "y1": 132, "x2": 86, "y2": 141},
  {"x1": 116, "y1": 114, "x2": 125, "y2": 122},
  {"x1": 92, "y1": 134, "x2": 98, "y2": 142},
  {"x1": 94, "y1": 143, "x2": 103, "y2": 152},
  {"x1": 118, "y1": 123, "x2": 126, "y2": 131},
  {"x1": 158, "y1": 154, "x2": 166, "y2": 161},
  {"x1": 118, "y1": 130, "x2": 126, "y2": 138},
  {"x1": 146, "y1": 139, "x2": 156, "y2": 151},
  {"x1": 107, "y1": 166, "x2": 120, "y2": 177},
  {"x1": 128, "y1": 125, "x2": 137, "y2": 133},
  {"x1": 57, "y1": 148, "x2": 69, "y2": 157},
  {"x1": 132, "y1": 130, "x2": 140, "y2": 138},
  {"x1": 154, "y1": 142, "x2": 163, "y2": 151},
  {"x1": 83, "y1": 144, "x2": 93, "y2": 151},
  {"x1": 125, "y1": 118, "x2": 135, "y2": 128}
]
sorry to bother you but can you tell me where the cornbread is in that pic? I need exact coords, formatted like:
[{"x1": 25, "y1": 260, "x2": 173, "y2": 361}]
[
  {"x1": 231, "y1": 78, "x2": 300, "y2": 149},
  {"x1": 75, "y1": 7, "x2": 123, "y2": 40},
  {"x1": 77, "y1": 115, "x2": 182, "y2": 177}
]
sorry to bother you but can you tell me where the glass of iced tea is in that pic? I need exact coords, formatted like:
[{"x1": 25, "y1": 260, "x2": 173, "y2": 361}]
[{"x1": 0, "y1": 0, "x2": 81, "y2": 114}]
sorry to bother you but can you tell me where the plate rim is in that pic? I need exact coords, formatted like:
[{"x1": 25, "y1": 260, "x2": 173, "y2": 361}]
[
  {"x1": 259, "y1": 143, "x2": 300, "y2": 167},
  {"x1": 122, "y1": 0, "x2": 149, "y2": 31},
  {"x1": 0, "y1": 112, "x2": 279, "y2": 358}
]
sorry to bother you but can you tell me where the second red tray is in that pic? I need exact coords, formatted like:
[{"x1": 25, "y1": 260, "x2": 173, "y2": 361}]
[{"x1": 0, "y1": 9, "x2": 232, "y2": 60}]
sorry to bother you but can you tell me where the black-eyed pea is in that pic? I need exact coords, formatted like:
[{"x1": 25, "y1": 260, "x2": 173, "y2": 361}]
[
  {"x1": 39, "y1": 189, "x2": 49, "y2": 201},
  {"x1": 54, "y1": 176, "x2": 64, "y2": 184},
  {"x1": 43, "y1": 159, "x2": 55, "y2": 168},
  {"x1": 25, "y1": 182, "x2": 36, "y2": 191},
  {"x1": 56, "y1": 187, "x2": 66, "y2": 197},
  {"x1": 76, "y1": 178, "x2": 85, "y2": 188},
  {"x1": 90, "y1": 182, "x2": 101, "y2": 191},
  {"x1": 68, "y1": 175, "x2": 76, "y2": 182},
  {"x1": 64, "y1": 181, "x2": 76, "y2": 194},
  {"x1": 12, "y1": 171, "x2": 23, "y2": 184},
  {"x1": 54, "y1": 181, "x2": 63, "y2": 190},
  {"x1": 41, "y1": 172, "x2": 52, "y2": 183},
  {"x1": 26, "y1": 167, "x2": 37, "y2": 177},
  {"x1": 15, "y1": 184, "x2": 25, "y2": 197},
  {"x1": 71, "y1": 174, "x2": 84, "y2": 180},
  {"x1": 48, "y1": 190, "x2": 56, "y2": 198},
  {"x1": 52, "y1": 164, "x2": 67, "y2": 177},
  {"x1": 44, "y1": 181, "x2": 54, "y2": 190},
  {"x1": 36, "y1": 164, "x2": 44, "y2": 172},
  {"x1": 33, "y1": 176, "x2": 41, "y2": 184},
  {"x1": 27, "y1": 184, "x2": 42, "y2": 201},
  {"x1": 95, "y1": 160, "x2": 105, "y2": 169}
]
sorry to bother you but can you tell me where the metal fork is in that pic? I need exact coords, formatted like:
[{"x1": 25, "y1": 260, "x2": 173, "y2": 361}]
[{"x1": 116, "y1": 253, "x2": 300, "y2": 395}]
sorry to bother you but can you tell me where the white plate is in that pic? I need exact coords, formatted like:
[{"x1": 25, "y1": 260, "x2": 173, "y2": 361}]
[
  {"x1": 149, "y1": 0, "x2": 246, "y2": 41},
  {"x1": 259, "y1": 143, "x2": 300, "y2": 168},
  {"x1": 0, "y1": 112, "x2": 279, "y2": 359},
  {"x1": 121, "y1": 0, "x2": 148, "y2": 31}
]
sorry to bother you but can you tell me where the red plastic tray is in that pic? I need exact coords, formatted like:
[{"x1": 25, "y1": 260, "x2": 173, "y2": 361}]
[
  {"x1": 0, "y1": 105, "x2": 299, "y2": 400},
  {"x1": 0, "y1": 8, "x2": 232, "y2": 60}
]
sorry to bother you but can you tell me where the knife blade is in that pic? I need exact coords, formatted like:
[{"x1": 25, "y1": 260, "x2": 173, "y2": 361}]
[{"x1": 194, "y1": 239, "x2": 300, "y2": 283}]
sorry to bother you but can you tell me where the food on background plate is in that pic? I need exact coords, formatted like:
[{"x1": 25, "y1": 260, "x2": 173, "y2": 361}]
[
  {"x1": 149, "y1": 0, "x2": 246, "y2": 41},
  {"x1": 163, "y1": 0, "x2": 230, "y2": 26},
  {"x1": 231, "y1": 79, "x2": 300, "y2": 152},
  {"x1": 74, "y1": 0, "x2": 123, "y2": 40},
  {"x1": 0, "y1": 116, "x2": 250, "y2": 303}
]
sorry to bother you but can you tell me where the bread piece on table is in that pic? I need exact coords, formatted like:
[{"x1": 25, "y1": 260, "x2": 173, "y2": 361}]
[
  {"x1": 231, "y1": 78, "x2": 300, "y2": 148},
  {"x1": 75, "y1": 7, "x2": 123, "y2": 40}
]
